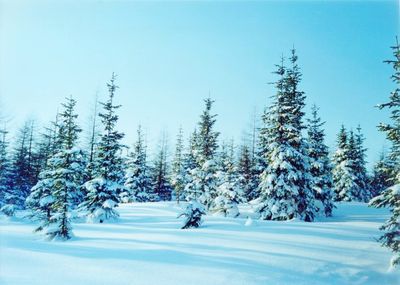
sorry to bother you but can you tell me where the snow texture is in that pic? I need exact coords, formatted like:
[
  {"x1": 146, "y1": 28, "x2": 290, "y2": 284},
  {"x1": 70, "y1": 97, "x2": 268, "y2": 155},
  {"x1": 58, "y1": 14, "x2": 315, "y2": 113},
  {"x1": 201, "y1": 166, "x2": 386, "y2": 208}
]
[{"x1": 1, "y1": 202, "x2": 399, "y2": 285}]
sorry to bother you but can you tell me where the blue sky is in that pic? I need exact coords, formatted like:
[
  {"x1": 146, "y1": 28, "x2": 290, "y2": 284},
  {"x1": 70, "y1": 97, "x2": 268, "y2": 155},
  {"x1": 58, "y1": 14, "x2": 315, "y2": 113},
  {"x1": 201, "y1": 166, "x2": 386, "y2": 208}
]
[{"x1": 0, "y1": 0, "x2": 398, "y2": 167}]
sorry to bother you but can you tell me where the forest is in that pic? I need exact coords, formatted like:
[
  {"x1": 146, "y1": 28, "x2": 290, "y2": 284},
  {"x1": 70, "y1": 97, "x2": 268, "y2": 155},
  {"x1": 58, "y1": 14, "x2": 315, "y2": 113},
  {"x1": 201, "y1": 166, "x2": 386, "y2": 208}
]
[{"x1": 0, "y1": 43, "x2": 399, "y2": 270}]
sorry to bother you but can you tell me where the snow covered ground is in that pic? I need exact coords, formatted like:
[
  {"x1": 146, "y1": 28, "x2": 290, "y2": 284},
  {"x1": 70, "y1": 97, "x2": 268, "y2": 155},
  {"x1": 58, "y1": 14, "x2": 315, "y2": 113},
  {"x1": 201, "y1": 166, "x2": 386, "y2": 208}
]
[{"x1": 1, "y1": 202, "x2": 399, "y2": 285}]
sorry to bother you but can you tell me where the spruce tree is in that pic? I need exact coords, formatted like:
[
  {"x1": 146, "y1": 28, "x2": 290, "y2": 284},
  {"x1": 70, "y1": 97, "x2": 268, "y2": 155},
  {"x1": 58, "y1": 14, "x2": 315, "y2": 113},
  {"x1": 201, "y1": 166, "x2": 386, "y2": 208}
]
[
  {"x1": 307, "y1": 105, "x2": 334, "y2": 217},
  {"x1": 171, "y1": 127, "x2": 186, "y2": 203},
  {"x1": 237, "y1": 144, "x2": 259, "y2": 202},
  {"x1": 26, "y1": 114, "x2": 62, "y2": 221},
  {"x1": 182, "y1": 129, "x2": 201, "y2": 201},
  {"x1": 0, "y1": 126, "x2": 14, "y2": 215},
  {"x1": 6, "y1": 121, "x2": 37, "y2": 210},
  {"x1": 80, "y1": 73, "x2": 125, "y2": 223},
  {"x1": 370, "y1": 151, "x2": 396, "y2": 198},
  {"x1": 151, "y1": 133, "x2": 172, "y2": 201},
  {"x1": 256, "y1": 50, "x2": 316, "y2": 222},
  {"x1": 370, "y1": 39, "x2": 400, "y2": 268},
  {"x1": 212, "y1": 142, "x2": 241, "y2": 217},
  {"x1": 332, "y1": 127, "x2": 360, "y2": 201},
  {"x1": 123, "y1": 125, "x2": 153, "y2": 202},
  {"x1": 353, "y1": 125, "x2": 370, "y2": 201},
  {"x1": 29, "y1": 97, "x2": 84, "y2": 240},
  {"x1": 186, "y1": 98, "x2": 220, "y2": 209}
]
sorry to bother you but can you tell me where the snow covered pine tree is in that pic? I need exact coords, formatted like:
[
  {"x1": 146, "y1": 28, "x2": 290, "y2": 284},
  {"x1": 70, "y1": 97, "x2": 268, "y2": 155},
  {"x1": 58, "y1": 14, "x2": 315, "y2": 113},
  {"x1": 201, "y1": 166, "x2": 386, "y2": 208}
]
[
  {"x1": 370, "y1": 39, "x2": 400, "y2": 268},
  {"x1": 212, "y1": 143, "x2": 241, "y2": 217},
  {"x1": 256, "y1": 50, "x2": 317, "y2": 222},
  {"x1": 79, "y1": 73, "x2": 125, "y2": 223},
  {"x1": 123, "y1": 125, "x2": 154, "y2": 202},
  {"x1": 307, "y1": 105, "x2": 335, "y2": 217},
  {"x1": 28, "y1": 97, "x2": 84, "y2": 240},
  {"x1": 180, "y1": 99, "x2": 220, "y2": 228}
]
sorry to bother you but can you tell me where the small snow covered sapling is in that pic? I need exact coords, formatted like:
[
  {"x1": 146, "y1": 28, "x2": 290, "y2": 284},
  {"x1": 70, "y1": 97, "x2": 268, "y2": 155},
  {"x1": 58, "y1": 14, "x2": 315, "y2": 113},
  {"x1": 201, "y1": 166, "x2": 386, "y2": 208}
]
[{"x1": 179, "y1": 201, "x2": 206, "y2": 229}]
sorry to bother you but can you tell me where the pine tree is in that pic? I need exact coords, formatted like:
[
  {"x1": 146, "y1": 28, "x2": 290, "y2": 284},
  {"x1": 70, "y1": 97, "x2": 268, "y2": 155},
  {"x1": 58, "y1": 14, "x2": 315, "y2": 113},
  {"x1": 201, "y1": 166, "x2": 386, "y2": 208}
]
[
  {"x1": 332, "y1": 127, "x2": 360, "y2": 201},
  {"x1": 307, "y1": 105, "x2": 335, "y2": 217},
  {"x1": 84, "y1": 94, "x2": 101, "y2": 183},
  {"x1": 0, "y1": 125, "x2": 14, "y2": 215},
  {"x1": 369, "y1": 39, "x2": 400, "y2": 268},
  {"x1": 151, "y1": 133, "x2": 172, "y2": 201},
  {"x1": 122, "y1": 125, "x2": 154, "y2": 202},
  {"x1": 179, "y1": 200, "x2": 206, "y2": 229},
  {"x1": 6, "y1": 121, "x2": 37, "y2": 210},
  {"x1": 186, "y1": 98, "x2": 220, "y2": 209},
  {"x1": 353, "y1": 126, "x2": 371, "y2": 201},
  {"x1": 182, "y1": 129, "x2": 201, "y2": 201},
  {"x1": 370, "y1": 151, "x2": 396, "y2": 197},
  {"x1": 80, "y1": 73, "x2": 125, "y2": 223},
  {"x1": 25, "y1": 113, "x2": 62, "y2": 221},
  {"x1": 212, "y1": 142, "x2": 241, "y2": 217},
  {"x1": 28, "y1": 97, "x2": 84, "y2": 240},
  {"x1": 171, "y1": 127, "x2": 186, "y2": 203},
  {"x1": 237, "y1": 144, "x2": 259, "y2": 202},
  {"x1": 256, "y1": 50, "x2": 316, "y2": 222}
]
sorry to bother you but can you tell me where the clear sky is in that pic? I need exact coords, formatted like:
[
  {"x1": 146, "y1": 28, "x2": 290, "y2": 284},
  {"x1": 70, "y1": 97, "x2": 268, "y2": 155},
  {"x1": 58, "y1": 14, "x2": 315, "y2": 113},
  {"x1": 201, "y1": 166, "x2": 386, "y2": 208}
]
[{"x1": 0, "y1": 0, "x2": 398, "y2": 167}]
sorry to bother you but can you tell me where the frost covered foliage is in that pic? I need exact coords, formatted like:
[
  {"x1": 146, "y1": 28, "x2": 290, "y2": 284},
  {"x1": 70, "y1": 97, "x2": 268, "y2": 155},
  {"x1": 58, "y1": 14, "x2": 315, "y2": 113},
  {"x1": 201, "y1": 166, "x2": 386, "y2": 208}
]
[
  {"x1": 0, "y1": 128, "x2": 15, "y2": 215},
  {"x1": 332, "y1": 127, "x2": 369, "y2": 202},
  {"x1": 237, "y1": 144, "x2": 259, "y2": 202},
  {"x1": 307, "y1": 105, "x2": 335, "y2": 217},
  {"x1": 212, "y1": 144, "x2": 241, "y2": 217},
  {"x1": 370, "y1": 152, "x2": 396, "y2": 198},
  {"x1": 80, "y1": 74, "x2": 125, "y2": 223},
  {"x1": 179, "y1": 201, "x2": 206, "y2": 229},
  {"x1": 171, "y1": 128, "x2": 186, "y2": 203},
  {"x1": 256, "y1": 50, "x2": 316, "y2": 222},
  {"x1": 370, "y1": 185, "x2": 400, "y2": 268},
  {"x1": 182, "y1": 130, "x2": 200, "y2": 201},
  {"x1": 185, "y1": 99, "x2": 220, "y2": 210},
  {"x1": 4, "y1": 122, "x2": 38, "y2": 211},
  {"x1": 122, "y1": 126, "x2": 153, "y2": 202},
  {"x1": 370, "y1": 39, "x2": 400, "y2": 268},
  {"x1": 151, "y1": 134, "x2": 172, "y2": 201},
  {"x1": 28, "y1": 97, "x2": 84, "y2": 240}
]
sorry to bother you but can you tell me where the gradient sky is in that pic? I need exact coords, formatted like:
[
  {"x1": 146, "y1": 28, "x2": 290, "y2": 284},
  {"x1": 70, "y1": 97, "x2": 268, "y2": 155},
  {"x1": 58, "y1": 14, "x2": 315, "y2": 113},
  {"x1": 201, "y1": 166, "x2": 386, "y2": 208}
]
[{"x1": 0, "y1": 0, "x2": 399, "y2": 167}]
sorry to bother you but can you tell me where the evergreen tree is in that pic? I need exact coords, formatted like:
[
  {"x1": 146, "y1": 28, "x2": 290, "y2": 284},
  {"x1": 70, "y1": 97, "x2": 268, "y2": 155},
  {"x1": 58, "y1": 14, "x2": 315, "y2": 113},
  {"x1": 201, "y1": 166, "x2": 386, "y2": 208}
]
[
  {"x1": 332, "y1": 127, "x2": 360, "y2": 201},
  {"x1": 182, "y1": 129, "x2": 201, "y2": 201},
  {"x1": 80, "y1": 73, "x2": 125, "y2": 223},
  {"x1": 185, "y1": 98, "x2": 220, "y2": 209},
  {"x1": 171, "y1": 127, "x2": 186, "y2": 203},
  {"x1": 6, "y1": 121, "x2": 37, "y2": 209},
  {"x1": 151, "y1": 133, "x2": 172, "y2": 201},
  {"x1": 256, "y1": 50, "x2": 316, "y2": 222},
  {"x1": 122, "y1": 125, "x2": 154, "y2": 202},
  {"x1": 237, "y1": 144, "x2": 259, "y2": 202},
  {"x1": 212, "y1": 142, "x2": 241, "y2": 217},
  {"x1": 28, "y1": 97, "x2": 84, "y2": 240},
  {"x1": 307, "y1": 105, "x2": 334, "y2": 217},
  {"x1": 370, "y1": 151, "x2": 396, "y2": 197},
  {"x1": 25, "y1": 113, "x2": 62, "y2": 221},
  {"x1": 84, "y1": 94, "x2": 101, "y2": 183},
  {"x1": 179, "y1": 200, "x2": 206, "y2": 229},
  {"x1": 370, "y1": 39, "x2": 400, "y2": 268},
  {"x1": 0, "y1": 125, "x2": 14, "y2": 215},
  {"x1": 354, "y1": 125, "x2": 370, "y2": 201}
]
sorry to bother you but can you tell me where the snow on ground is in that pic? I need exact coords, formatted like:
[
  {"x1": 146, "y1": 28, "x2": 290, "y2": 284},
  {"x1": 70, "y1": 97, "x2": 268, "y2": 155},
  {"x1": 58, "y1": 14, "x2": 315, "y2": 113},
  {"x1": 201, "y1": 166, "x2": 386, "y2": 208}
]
[{"x1": 1, "y1": 202, "x2": 399, "y2": 285}]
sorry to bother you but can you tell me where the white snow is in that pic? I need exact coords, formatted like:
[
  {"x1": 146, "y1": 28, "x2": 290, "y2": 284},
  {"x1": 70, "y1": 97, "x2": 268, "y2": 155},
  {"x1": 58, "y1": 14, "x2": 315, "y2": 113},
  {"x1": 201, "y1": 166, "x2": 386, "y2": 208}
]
[{"x1": 1, "y1": 202, "x2": 399, "y2": 285}]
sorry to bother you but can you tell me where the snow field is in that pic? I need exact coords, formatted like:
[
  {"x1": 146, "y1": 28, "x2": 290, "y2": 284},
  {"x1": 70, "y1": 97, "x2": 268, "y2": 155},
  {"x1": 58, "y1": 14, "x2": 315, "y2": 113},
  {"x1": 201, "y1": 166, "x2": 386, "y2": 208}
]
[{"x1": 1, "y1": 202, "x2": 399, "y2": 285}]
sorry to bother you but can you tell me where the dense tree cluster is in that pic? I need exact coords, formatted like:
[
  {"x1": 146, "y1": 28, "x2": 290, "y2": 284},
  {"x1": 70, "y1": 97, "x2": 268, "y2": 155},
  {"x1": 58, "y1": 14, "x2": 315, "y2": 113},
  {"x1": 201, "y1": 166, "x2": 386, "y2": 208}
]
[{"x1": 0, "y1": 45, "x2": 396, "y2": 260}]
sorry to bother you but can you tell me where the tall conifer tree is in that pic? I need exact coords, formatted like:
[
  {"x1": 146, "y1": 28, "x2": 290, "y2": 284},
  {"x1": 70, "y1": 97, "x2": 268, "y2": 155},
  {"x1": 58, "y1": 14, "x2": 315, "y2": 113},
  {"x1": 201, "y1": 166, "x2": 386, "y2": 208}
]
[
  {"x1": 370, "y1": 39, "x2": 400, "y2": 268},
  {"x1": 80, "y1": 73, "x2": 125, "y2": 223},
  {"x1": 307, "y1": 105, "x2": 334, "y2": 216}
]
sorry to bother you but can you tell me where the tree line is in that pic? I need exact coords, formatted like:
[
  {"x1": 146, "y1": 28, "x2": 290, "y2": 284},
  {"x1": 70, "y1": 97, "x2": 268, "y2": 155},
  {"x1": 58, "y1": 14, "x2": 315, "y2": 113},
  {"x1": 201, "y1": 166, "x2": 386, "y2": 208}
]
[{"x1": 0, "y1": 45, "x2": 398, "y2": 267}]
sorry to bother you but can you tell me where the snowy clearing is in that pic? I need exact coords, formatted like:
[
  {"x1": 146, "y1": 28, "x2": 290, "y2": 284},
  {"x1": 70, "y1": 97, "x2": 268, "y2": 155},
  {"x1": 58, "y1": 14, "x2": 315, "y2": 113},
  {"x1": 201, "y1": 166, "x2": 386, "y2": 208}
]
[{"x1": 1, "y1": 202, "x2": 399, "y2": 285}]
